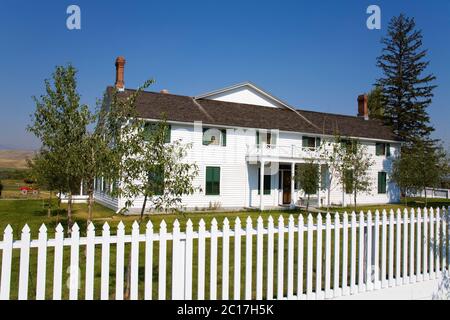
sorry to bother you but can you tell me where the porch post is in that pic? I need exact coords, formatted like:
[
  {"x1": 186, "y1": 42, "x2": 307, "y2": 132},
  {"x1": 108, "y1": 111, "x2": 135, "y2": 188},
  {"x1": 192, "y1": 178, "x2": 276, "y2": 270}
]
[
  {"x1": 260, "y1": 160, "x2": 265, "y2": 211},
  {"x1": 290, "y1": 162, "x2": 295, "y2": 208}
]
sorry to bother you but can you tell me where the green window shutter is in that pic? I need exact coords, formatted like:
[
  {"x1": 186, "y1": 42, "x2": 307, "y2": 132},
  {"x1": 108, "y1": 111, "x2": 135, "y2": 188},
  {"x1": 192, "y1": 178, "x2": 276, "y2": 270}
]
[
  {"x1": 378, "y1": 172, "x2": 387, "y2": 194},
  {"x1": 316, "y1": 137, "x2": 321, "y2": 148},
  {"x1": 165, "y1": 125, "x2": 171, "y2": 143},
  {"x1": 344, "y1": 170, "x2": 353, "y2": 194},
  {"x1": 206, "y1": 167, "x2": 220, "y2": 195},
  {"x1": 221, "y1": 129, "x2": 227, "y2": 146},
  {"x1": 256, "y1": 131, "x2": 260, "y2": 145},
  {"x1": 264, "y1": 175, "x2": 271, "y2": 195},
  {"x1": 386, "y1": 144, "x2": 391, "y2": 157}
]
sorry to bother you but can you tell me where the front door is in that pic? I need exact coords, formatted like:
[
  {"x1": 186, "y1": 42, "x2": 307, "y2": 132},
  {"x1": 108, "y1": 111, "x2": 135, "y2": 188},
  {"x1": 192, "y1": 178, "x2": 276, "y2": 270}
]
[{"x1": 282, "y1": 171, "x2": 291, "y2": 204}]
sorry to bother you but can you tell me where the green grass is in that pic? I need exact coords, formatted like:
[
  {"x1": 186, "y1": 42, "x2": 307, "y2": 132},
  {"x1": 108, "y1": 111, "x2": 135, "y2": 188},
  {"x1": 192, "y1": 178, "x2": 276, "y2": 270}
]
[{"x1": 0, "y1": 197, "x2": 448, "y2": 300}]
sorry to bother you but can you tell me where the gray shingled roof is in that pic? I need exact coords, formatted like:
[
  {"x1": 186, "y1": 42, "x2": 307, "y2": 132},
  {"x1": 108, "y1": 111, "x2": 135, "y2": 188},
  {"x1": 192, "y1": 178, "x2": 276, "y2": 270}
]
[{"x1": 111, "y1": 87, "x2": 401, "y2": 142}]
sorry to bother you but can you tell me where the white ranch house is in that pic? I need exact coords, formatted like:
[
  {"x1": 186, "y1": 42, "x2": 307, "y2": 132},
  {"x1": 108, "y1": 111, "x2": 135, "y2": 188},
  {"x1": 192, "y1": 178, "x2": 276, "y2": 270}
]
[{"x1": 94, "y1": 57, "x2": 402, "y2": 213}]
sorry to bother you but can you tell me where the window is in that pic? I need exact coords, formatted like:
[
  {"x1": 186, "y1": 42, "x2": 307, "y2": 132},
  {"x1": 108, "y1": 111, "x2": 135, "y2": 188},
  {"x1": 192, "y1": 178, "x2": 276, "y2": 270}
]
[
  {"x1": 378, "y1": 172, "x2": 387, "y2": 194},
  {"x1": 344, "y1": 169, "x2": 353, "y2": 194},
  {"x1": 386, "y1": 144, "x2": 391, "y2": 157},
  {"x1": 256, "y1": 131, "x2": 276, "y2": 145},
  {"x1": 376, "y1": 143, "x2": 386, "y2": 156},
  {"x1": 148, "y1": 166, "x2": 164, "y2": 195},
  {"x1": 143, "y1": 123, "x2": 171, "y2": 143},
  {"x1": 206, "y1": 166, "x2": 220, "y2": 195},
  {"x1": 203, "y1": 128, "x2": 226, "y2": 146},
  {"x1": 341, "y1": 139, "x2": 356, "y2": 154},
  {"x1": 320, "y1": 164, "x2": 329, "y2": 190},
  {"x1": 302, "y1": 136, "x2": 321, "y2": 149},
  {"x1": 257, "y1": 168, "x2": 271, "y2": 195}
]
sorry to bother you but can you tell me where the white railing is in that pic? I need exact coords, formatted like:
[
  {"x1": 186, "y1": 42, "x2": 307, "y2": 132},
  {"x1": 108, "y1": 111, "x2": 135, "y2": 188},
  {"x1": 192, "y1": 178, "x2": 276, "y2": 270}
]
[
  {"x1": 246, "y1": 144, "x2": 321, "y2": 160},
  {"x1": 0, "y1": 207, "x2": 449, "y2": 300}
]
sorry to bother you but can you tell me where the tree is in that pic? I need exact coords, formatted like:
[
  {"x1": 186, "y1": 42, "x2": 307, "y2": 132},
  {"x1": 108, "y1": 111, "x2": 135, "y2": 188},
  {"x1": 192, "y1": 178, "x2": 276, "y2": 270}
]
[
  {"x1": 321, "y1": 134, "x2": 348, "y2": 210},
  {"x1": 390, "y1": 150, "x2": 418, "y2": 207},
  {"x1": 294, "y1": 161, "x2": 320, "y2": 211},
  {"x1": 28, "y1": 65, "x2": 94, "y2": 233},
  {"x1": 367, "y1": 86, "x2": 384, "y2": 119},
  {"x1": 376, "y1": 14, "x2": 437, "y2": 146},
  {"x1": 27, "y1": 150, "x2": 66, "y2": 217},
  {"x1": 338, "y1": 139, "x2": 375, "y2": 210}
]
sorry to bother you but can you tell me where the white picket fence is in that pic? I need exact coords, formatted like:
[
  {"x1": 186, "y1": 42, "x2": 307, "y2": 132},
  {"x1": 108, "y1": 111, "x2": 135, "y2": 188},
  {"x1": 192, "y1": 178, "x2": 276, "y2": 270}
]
[{"x1": 0, "y1": 207, "x2": 449, "y2": 300}]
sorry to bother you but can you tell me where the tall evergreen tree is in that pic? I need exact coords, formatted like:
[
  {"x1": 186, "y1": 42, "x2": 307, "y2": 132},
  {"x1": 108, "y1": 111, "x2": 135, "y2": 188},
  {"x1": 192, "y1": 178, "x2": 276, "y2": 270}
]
[{"x1": 376, "y1": 14, "x2": 437, "y2": 146}]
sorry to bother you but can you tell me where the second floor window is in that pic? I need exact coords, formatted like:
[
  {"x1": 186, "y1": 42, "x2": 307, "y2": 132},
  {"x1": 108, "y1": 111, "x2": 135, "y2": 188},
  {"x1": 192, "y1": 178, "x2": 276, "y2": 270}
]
[
  {"x1": 203, "y1": 128, "x2": 226, "y2": 146},
  {"x1": 376, "y1": 143, "x2": 391, "y2": 156},
  {"x1": 143, "y1": 123, "x2": 171, "y2": 143},
  {"x1": 256, "y1": 130, "x2": 277, "y2": 145},
  {"x1": 302, "y1": 136, "x2": 321, "y2": 149}
]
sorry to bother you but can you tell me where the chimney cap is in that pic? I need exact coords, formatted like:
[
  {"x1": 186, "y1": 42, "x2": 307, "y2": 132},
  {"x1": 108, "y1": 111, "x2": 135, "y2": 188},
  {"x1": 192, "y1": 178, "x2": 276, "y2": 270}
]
[
  {"x1": 115, "y1": 56, "x2": 126, "y2": 64},
  {"x1": 160, "y1": 89, "x2": 169, "y2": 94}
]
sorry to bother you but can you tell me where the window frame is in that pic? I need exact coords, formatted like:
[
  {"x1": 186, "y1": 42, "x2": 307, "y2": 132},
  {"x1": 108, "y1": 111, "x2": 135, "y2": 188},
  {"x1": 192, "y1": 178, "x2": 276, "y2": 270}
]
[
  {"x1": 202, "y1": 128, "x2": 226, "y2": 147},
  {"x1": 376, "y1": 142, "x2": 386, "y2": 156},
  {"x1": 378, "y1": 171, "x2": 387, "y2": 194},
  {"x1": 143, "y1": 122, "x2": 171, "y2": 143}
]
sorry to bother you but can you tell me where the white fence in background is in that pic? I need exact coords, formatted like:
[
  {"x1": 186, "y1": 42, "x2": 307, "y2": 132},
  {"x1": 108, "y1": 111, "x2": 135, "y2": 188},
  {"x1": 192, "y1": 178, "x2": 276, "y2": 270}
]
[{"x1": 0, "y1": 207, "x2": 449, "y2": 300}]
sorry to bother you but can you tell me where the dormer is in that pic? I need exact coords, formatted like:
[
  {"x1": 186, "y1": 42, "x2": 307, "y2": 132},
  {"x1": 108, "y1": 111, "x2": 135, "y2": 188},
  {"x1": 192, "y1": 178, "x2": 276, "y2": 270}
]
[{"x1": 195, "y1": 82, "x2": 293, "y2": 110}]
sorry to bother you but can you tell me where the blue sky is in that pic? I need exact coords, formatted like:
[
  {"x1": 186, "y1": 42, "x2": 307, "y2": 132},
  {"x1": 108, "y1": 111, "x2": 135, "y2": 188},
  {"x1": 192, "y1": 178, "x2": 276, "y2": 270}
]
[{"x1": 0, "y1": 0, "x2": 449, "y2": 150}]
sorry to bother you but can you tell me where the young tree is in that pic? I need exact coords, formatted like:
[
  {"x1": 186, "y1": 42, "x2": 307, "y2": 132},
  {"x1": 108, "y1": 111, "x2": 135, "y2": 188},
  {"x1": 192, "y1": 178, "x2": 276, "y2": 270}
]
[
  {"x1": 376, "y1": 14, "x2": 437, "y2": 146},
  {"x1": 28, "y1": 65, "x2": 94, "y2": 233},
  {"x1": 338, "y1": 139, "x2": 375, "y2": 210},
  {"x1": 321, "y1": 134, "x2": 348, "y2": 210},
  {"x1": 295, "y1": 161, "x2": 320, "y2": 211}
]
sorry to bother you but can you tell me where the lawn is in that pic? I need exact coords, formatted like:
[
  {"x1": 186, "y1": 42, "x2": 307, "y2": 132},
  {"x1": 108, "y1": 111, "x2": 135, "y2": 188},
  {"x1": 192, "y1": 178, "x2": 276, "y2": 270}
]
[{"x1": 0, "y1": 197, "x2": 449, "y2": 300}]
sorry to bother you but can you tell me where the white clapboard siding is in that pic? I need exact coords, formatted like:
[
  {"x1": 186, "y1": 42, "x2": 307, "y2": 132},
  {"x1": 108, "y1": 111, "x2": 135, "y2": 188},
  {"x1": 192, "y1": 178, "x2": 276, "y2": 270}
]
[{"x1": 0, "y1": 206, "x2": 448, "y2": 301}]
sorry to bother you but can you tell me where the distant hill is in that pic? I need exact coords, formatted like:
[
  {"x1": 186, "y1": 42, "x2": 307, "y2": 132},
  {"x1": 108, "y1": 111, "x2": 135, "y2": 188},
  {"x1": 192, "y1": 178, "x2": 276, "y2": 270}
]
[{"x1": 0, "y1": 150, "x2": 35, "y2": 169}]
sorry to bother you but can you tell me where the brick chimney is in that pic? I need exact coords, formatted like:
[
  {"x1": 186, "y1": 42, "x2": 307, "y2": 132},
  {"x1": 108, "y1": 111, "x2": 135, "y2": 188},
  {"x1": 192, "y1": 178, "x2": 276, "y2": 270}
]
[
  {"x1": 357, "y1": 94, "x2": 369, "y2": 120},
  {"x1": 115, "y1": 56, "x2": 126, "y2": 91}
]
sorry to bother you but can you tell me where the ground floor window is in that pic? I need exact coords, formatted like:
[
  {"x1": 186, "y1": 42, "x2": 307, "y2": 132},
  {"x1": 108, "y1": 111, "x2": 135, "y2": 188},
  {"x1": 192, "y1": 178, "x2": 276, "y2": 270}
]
[
  {"x1": 205, "y1": 166, "x2": 220, "y2": 195},
  {"x1": 344, "y1": 169, "x2": 353, "y2": 194},
  {"x1": 258, "y1": 168, "x2": 271, "y2": 195},
  {"x1": 378, "y1": 171, "x2": 387, "y2": 194}
]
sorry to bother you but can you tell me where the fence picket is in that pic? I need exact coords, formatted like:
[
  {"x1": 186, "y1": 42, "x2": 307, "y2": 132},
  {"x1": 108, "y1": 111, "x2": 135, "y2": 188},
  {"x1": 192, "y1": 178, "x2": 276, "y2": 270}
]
[
  {"x1": 85, "y1": 223, "x2": 95, "y2": 300},
  {"x1": 374, "y1": 211, "x2": 380, "y2": 290},
  {"x1": 297, "y1": 215, "x2": 304, "y2": 299},
  {"x1": 316, "y1": 214, "x2": 323, "y2": 299},
  {"x1": 158, "y1": 220, "x2": 168, "y2": 300},
  {"x1": 435, "y1": 208, "x2": 441, "y2": 274},
  {"x1": 396, "y1": 210, "x2": 402, "y2": 285},
  {"x1": 358, "y1": 212, "x2": 365, "y2": 293},
  {"x1": 256, "y1": 217, "x2": 264, "y2": 300},
  {"x1": 441, "y1": 207, "x2": 446, "y2": 273},
  {"x1": 130, "y1": 221, "x2": 140, "y2": 300},
  {"x1": 245, "y1": 217, "x2": 253, "y2": 300},
  {"x1": 144, "y1": 221, "x2": 154, "y2": 300},
  {"x1": 210, "y1": 218, "x2": 218, "y2": 300},
  {"x1": 234, "y1": 217, "x2": 242, "y2": 300},
  {"x1": 185, "y1": 220, "x2": 193, "y2": 300},
  {"x1": 430, "y1": 208, "x2": 435, "y2": 279},
  {"x1": 409, "y1": 209, "x2": 415, "y2": 283},
  {"x1": 287, "y1": 215, "x2": 295, "y2": 299},
  {"x1": 381, "y1": 210, "x2": 387, "y2": 288},
  {"x1": 388, "y1": 210, "x2": 395, "y2": 287},
  {"x1": 100, "y1": 223, "x2": 111, "y2": 300},
  {"x1": 402, "y1": 209, "x2": 408, "y2": 284},
  {"x1": 342, "y1": 212, "x2": 349, "y2": 296},
  {"x1": 115, "y1": 222, "x2": 125, "y2": 300},
  {"x1": 424, "y1": 208, "x2": 429, "y2": 280},
  {"x1": 277, "y1": 216, "x2": 285, "y2": 300},
  {"x1": 18, "y1": 225, "x2": 31, "y2": 300},
  {"x1": 36, "y1": 224, "x2": 49, "y2": 300},
  {"x1": 68, "y1": 224, "x2": 79, "y2": 300},
  {"x1": 53, "y1": 224, "x2": 64, "y2": 300},
  {"x1": 222, "y1": 218, "x2": 230, "y2": 300},
  {"x1": 350, "y1": 212, "x2": 357, "y2": 294},
  {"x1": 306, "y1": 214, "x2": 314, "y2": 299},
  {"x1": 416, "y1": 209, "x2": 422, "y2": 281},
  {"x1": 447, "y1": 207, "x2": 450, "y2": 271},
  {"x1": 0, "y1": 225, "x2": 13, "y2": 300},
  {"x1": 366, "y1": 211, "x2": 373, "y2": 291},
  {"x1": 333, "y1": 213, "x2": 340, "y2": 297},
  {"x1": 266, "y1": 216, "x2": 274, "y2": 300},
  {"x1": 324, "y1": 214, "x2": 332, "y2": 298},
  {"x1": 172, "y1": 220, "x2": 184, "y2": 300}
]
